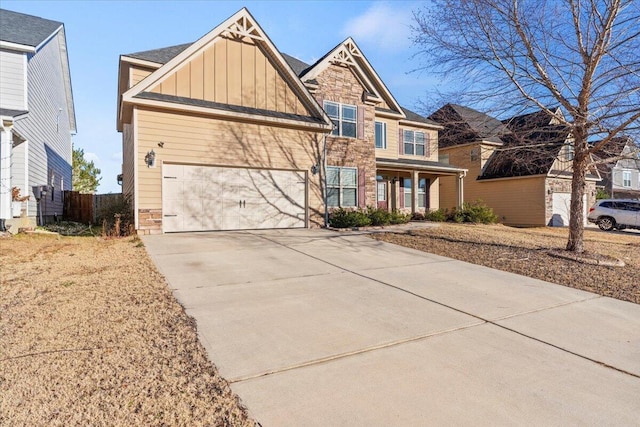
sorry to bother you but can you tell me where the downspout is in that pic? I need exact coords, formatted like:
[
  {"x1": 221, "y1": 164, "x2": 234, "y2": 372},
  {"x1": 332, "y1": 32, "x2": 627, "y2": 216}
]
[{"x1": 323, "y1": 134, "x2": 329, "y2": 227}]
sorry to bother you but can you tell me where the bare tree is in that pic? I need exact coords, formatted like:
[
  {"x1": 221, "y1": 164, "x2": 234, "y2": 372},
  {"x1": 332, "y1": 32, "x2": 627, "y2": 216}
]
[{"x1": 412, "y1": 0, "x2": 640, "y2": 252}]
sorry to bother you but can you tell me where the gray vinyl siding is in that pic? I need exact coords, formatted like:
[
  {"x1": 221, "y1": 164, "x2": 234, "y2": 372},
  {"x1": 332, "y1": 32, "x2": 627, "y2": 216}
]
[
  {"x1": 13, "y1": 30, "x2": 73, "y2": 217},
  {"x1": 0, "y1": 49, "x2": 26, "y2": 110}
]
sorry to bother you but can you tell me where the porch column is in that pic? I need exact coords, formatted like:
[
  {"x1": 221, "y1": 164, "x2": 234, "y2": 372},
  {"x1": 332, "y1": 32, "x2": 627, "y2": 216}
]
[
  {"x1": 0, "y1": 120, "x2": 13, "y2": 223},
  {"x1": 456, "y1": 171, "x2": 465, "y2": 207},
  {"x1": 412, "y1": 170, "x2": 419, "y2": 213}
]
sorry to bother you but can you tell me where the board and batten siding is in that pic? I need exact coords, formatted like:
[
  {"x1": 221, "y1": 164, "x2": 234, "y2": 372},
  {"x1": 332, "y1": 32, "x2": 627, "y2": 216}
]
[
  {"x1": 134, "y1": 107, "x2": 325, "y2": 227},
  {"x1": 13, "y1": 30, "x2": 73, "y2": 217},
  {"x1": 148, "y1": 37, "x2": 309, "y2": 116},
  {"x1": 0, "y1": 49, "x2": 26, "y2": 110}
]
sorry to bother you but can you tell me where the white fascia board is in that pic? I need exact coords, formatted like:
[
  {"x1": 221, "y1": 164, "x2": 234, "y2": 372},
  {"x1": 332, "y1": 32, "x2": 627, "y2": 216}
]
[
  {"x1": 399, "y1": 119, "x2": 444, "y2": 130},
  {"x1": 119, "y1": 55, "x2": 163, "y2": 69},
  {"x1": 0, "y1": 41, "x2": 35, "y2": 53}
]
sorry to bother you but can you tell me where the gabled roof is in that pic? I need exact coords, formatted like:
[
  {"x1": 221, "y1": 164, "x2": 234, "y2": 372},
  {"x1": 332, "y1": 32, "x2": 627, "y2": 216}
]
[
  {"x1": 480, "y1": 125, "x2": 571, "y2": 179},
  {"x1": 126, "y1": 43, "x2": 191, "y2": 64},
  {"x1": 428, "y1": 104, "x2": 508, "y2": 147},
  {"x1": 0, "y1": 9, "x2": 62, "y2": 49},
  {"x1": 591, "y1": 136, "x2": 640, "y2": 179},
  {"x1": 120, "y1": 8, "x2": 331, "y2": 131},
  {"x1": 502, "y1": 107, "x2": 563, "y2": 132},
  {"x1": 299, "y1": 38, "x2": 405, "y2": 117},
  {"x1": 400, "y1": 107, "x2": 441, "y2": 127}
]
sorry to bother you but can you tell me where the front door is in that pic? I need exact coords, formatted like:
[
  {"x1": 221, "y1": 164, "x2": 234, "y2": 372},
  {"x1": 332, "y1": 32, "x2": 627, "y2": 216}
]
[{"x1": 377, "y1": 181, "x2": 388, "y2": 210}]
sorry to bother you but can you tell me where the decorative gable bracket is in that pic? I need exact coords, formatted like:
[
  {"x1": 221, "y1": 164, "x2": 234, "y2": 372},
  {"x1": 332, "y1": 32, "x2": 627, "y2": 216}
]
[{"x1": 221, "y1": 16, "x2": 263, "y2": 41}]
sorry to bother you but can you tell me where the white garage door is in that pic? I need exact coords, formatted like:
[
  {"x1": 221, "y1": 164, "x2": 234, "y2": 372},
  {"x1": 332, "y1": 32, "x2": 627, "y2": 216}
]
[
  {"x1": 550, "y1": 193, "x2": 586, "y2": 227},
  {"x1": 162, "y1": 164, "x2": 306, "y2": 232}
]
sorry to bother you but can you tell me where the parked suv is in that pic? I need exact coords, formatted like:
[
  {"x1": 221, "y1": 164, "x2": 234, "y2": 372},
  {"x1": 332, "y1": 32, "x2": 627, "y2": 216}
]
[{"x1": 587, "y1": 199, "x2": 640, "y2": 231}]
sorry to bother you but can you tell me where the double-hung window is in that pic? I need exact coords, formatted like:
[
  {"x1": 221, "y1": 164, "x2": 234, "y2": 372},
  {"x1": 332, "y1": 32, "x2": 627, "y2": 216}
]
[
  {"x1": 418, "y1": 178, "x2": 427, "y2": 208},
  {"x1": 403, "y1": 130, "x2": 426, "y2": 156},
  {"x1": 327, "y1": 166, "x2": 357, "y2": 207},
  {"x1": 325, "y1": 101, "x2": 357, "y2": 138},
  {"x1": 623, "y1": 170, "x2": 632, "y2": 188},
  {"x1": 375, "y1": 121, "x2": 386, "y2": 149}
]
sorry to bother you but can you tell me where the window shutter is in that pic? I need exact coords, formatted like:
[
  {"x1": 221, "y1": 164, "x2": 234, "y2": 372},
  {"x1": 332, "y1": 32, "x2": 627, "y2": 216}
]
[
  {"x1": 357, "y1": 107, "x2": 365, "y2": 140},
  {"x1": 425, "y1": 133, "x2": 430, "y2": 157},
  {"x1": 358, "y1": 168, "x2": 366, "y2": 208},
  {"x1": 425, "y1": 178, "x2": 431, "y2": 209},
  {"x1": 399, "y1": 179, "x2": 404, "y2": 208},
  {"x1": 398, "y1": 128, "x2": 404, "y2": 155}
]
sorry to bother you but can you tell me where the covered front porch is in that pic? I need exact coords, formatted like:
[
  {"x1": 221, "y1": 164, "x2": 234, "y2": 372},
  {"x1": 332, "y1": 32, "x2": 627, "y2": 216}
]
[{"x1": 375, "y1": 158, "x2": 466, "y2": 214}]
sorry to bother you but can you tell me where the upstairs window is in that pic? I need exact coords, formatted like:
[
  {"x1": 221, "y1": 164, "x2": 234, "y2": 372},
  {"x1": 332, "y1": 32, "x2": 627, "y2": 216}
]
[
  {"x1": 564, "y1": 144, "x2": 575, "y2": 161},
  {"x1": 375, "y1": 121, "x2": 387, "y2": 149},
  {"x1": 325, "y1": 101, "x2": 357, "y2": 138},
  {"x1": 623, "y1": 170, "x2": 632, "y2": 188},
  {"x1": 403, "y1": 130, "x2": 426, "y2": 156}
]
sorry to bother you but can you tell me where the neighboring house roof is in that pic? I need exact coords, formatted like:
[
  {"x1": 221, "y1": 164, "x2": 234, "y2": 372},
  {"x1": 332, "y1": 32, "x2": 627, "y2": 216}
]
[
  {"x1": 281, "y1": 53, "x2": 311, "y2": 77},
  {"x1": 501, "y1": 107, "x2": 561, "y2": 132},
  {"x1": 126, "y1": 43, "x2": 191, "y2": 64},
  {"x1": 428, "y1": 104, "x2": 508, "y2": 147},
  {"x1": 480, "y1": 125, "x2": 571, "y2": 179},
  {"x1": 0, "y1": 9, "x2": 62, "y2": 48}
]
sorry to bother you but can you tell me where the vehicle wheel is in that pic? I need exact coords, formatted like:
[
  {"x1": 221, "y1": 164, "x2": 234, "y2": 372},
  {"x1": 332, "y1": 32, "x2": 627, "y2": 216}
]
[{"x1": 597, "y1": 217, "x2": 616, "y2": 231}]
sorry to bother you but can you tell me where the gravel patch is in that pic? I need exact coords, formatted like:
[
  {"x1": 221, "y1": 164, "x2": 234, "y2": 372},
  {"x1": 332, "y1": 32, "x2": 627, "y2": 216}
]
[
  {"x1": 370, "y1": 224, "x2": 639, "y2": 304},
  {"x1": 0, "y1": 234, "x2": 256, "y2": 426}
]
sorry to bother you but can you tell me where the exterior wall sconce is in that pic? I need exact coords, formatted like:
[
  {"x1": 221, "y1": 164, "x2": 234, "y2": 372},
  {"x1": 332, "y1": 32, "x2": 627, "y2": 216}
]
[
  {"x1": 311, "y1": 164, "x2": 319, "y2": 175},
  {"x1": 145, "y1": 149, "x2": 156, "y2": 168},
  {"x1": 117, "y1": 174, "x2": 123, "y2": 186}
]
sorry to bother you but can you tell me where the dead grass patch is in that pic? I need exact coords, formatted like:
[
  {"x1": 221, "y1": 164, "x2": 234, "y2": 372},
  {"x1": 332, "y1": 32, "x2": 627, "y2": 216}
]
[
  {"x1": 0, "y1": 234, "x2": 255, "y2": 426},
  {"x1": 371, "y1": 224, "x2": 639, "y2": 304}
]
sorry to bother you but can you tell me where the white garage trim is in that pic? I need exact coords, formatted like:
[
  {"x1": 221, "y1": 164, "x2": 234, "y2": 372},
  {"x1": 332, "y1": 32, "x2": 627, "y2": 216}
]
[
  {"x1": 550, "y1": 193, "x2": 586, "y2": 227},
  {"x1": 162, "y1": 163, "x2": 307, "y2": 232}
]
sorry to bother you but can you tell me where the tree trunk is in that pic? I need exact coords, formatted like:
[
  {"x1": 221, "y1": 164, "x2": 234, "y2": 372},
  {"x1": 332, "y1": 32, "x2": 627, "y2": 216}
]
[{"x1": 566, "y1": 139, "x2": 589, "y2": 253}]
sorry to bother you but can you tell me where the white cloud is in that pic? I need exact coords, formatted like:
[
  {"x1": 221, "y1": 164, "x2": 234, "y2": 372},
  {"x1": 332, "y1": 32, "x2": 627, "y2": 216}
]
[
  {"x1": 85, "y1": 152, "x2": 101, "y2": 165},
  {"x1": 342, "y1": 2, "x2": 413, "y2": 51},
  {"x1": 110, "y1": 151, "x2": 123, "y2": 162}
]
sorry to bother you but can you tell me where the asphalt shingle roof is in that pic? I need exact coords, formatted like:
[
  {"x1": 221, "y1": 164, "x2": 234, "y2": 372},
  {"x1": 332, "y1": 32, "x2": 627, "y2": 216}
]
[
  {"x1": 0, "y1": 9, "x2": 62, "y2": 47},
  {"x1": 401, "y1": 107, "x2": 440, "y2": 127},
  {"x1": 126, "y1": 43, "x2": 191, "y2": 64}
]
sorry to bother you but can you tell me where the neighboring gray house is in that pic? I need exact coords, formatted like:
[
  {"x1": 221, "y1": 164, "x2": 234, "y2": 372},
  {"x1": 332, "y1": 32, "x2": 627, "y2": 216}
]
[
  {"x1": 0, "y1": 9, "x2": 76, "y2": 230},
  {"x1": 593, "y1": 137, "x2": 640, "y2": 199}
]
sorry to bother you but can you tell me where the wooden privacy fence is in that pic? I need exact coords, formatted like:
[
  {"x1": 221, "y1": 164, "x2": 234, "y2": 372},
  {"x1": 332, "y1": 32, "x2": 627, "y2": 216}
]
[{"x1": 63, "y1": 191, "x2": 123, "y2": 224}]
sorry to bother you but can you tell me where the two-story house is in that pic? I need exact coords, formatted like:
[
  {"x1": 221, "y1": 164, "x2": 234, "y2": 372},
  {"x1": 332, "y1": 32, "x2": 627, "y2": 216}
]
[
  {"x1": 116, "y1": 8, "x2": 465, "y2": 234},
  {"x1": 0, "y1": 9, "x2": 76, "y2": 230},
  {"x1": 593, "y1": 136, "x2": 640, "y2": 199},
  {"x1": 430, "y1": 104, "x2": 599, "y2": 226}
]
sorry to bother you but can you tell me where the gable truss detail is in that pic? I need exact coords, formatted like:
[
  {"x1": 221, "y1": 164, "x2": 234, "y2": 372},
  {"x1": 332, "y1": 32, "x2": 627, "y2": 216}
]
[{"x1": 221, "y1": 16, "x2": 263, "y2": 41}]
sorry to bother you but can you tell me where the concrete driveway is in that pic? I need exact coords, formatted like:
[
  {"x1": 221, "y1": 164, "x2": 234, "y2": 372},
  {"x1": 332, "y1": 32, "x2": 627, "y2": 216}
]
[{"x1": 142, "y1": 228, "x2": 640, "y2": 426}]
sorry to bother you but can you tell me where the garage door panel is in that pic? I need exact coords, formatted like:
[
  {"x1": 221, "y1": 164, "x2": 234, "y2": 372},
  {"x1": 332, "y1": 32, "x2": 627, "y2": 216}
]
[
  {"x1": 162, "y1": 164, "x2": 306, "y2": 232},
  {"x1": 551, "y1": 193, "x2": 586, "y2": 227}
]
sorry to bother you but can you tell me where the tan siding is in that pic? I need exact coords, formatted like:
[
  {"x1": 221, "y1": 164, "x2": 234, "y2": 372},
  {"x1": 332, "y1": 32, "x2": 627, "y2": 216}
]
[
  {"x1": 130, "y1": 67, "x2": 153, "y2": 87},
  {"x1": 135, "y1": 108, "x2": 325, "y2": 227},
  {"x1": 203, "y1": 46, "x2": 215, "y2": 101},
  {"x1": 265, "y1": 62, "x2": 276, "y2": 110},
  {"x1": 161, "y1": 73, "x2": 176, "y2": 95},
  {"x1": 176, "y1": 63, "x2": 191, "y2": 97},
  {"x1": 241, "y1": 41, "x2": 255, "y2": 106},
  {"x1": 255, "y1": 51, "x2": 267, "y2": 110},
  {"x1": 122, "y1": 123, "x2": 135, "y2": 200},
  {"x1": 227, "y1": 39, "x2": 242, "y2": 105},
  {"x1": 190, "y1": 53, "x2": 204, "y2": 99},
  {"x1": 375, "y1": 118, "x2": 398, "y2": 158},
  {"x1": 214, "y1": 40, "x2": 227, "y2": 103},
  {"x1": 439, "y1": 144, "x2": 547, "y2": 226}
]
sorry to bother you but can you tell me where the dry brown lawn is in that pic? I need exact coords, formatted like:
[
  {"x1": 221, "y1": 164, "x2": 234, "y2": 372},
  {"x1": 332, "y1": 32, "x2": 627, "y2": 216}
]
[
  {"x1": 371, "y1": 224, "x2": 639, "y2": 304},
  {"x1": 0, "y1": 233, "x2": 256, "y2": 426}
]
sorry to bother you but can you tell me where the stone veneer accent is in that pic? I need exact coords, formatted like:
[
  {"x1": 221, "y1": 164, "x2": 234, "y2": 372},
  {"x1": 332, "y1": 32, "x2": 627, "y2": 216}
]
[
  {"x1": 315, "y1": 64, "x2": 377, "y2": 208},
  {"x1": 138, "y1": 208, "x2": 162, "y2": 234}
]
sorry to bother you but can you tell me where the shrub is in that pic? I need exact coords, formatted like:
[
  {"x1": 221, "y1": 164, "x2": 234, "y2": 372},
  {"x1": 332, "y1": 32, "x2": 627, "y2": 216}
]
[
  {"x1": 411, "y1": 212, "x2": 426, "y2": 221},
  {"x1": 424, "y1": 209, "x2": 448, "y2": 222},
  {"x1": 329, "y1": 208, "x2": 372, "y2": 228},
  {"x1": 596, "y1": 189, "x2": 610, "y2": 200},
  {"x1": 367, "y1": 206, "x2": 392, "y2": 226},
  {"x1": 452, "y1": 200, "x2": 498, "y2": 224},
  {"x1": 96, "y1": 195, "x2": 134, "y2": 237},
  {"x1": 389, "y1": 209, "x2": 411, "y2": 224}
]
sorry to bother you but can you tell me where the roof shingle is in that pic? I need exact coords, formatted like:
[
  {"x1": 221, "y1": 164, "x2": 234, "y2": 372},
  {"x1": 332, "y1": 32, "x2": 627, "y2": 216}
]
[{"x1": 0, "y1": 9, "x2": 62, "y2": 47}]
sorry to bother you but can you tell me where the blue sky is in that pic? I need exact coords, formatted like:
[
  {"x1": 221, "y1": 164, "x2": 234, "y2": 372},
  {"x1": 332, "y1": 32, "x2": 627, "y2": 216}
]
[{"x1": 3, "y1": 1, "x2": 439, "y2": 193}]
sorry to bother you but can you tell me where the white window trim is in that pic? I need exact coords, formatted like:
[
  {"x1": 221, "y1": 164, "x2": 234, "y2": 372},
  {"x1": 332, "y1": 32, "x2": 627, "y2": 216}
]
[
  {"x1": 418, "y1": 179, "x2": 427, "y2": 208},
  {"x1": 403, "y1": 130, "x2": 426, "y2": 156},
  {"x1": 325, "y1": 101, "x2": 357, "y2": 138},
  {"x1": 622, "y1": 170, "x2": 632, "y2": 188},
  {"x1": 375, "y1": 121, "x2": 387, "y2": 149},
  {"x1": 327, "y1": 166, "x2": 358, "y2": 207}
]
